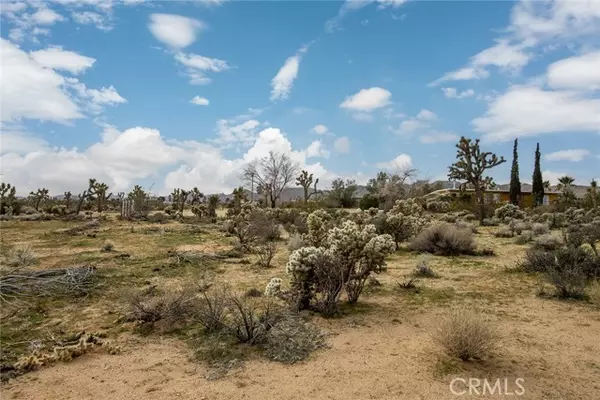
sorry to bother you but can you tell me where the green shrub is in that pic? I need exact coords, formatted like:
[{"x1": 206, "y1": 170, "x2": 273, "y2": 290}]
[{"x1": 531, "y1": 223, "x2": 549, "y2": 236}]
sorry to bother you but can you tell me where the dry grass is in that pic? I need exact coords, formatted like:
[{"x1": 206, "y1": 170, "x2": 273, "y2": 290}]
[
  {"x1": 1, "y1": 215, "x2": 600, "y2": 399},
  {"x1": 434, "y1": 307, "x2": 499, "y2": 361}
]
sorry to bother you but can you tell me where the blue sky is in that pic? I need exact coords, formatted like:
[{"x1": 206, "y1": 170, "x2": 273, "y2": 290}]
[{"x1": 1, "y1": 0, "x2": 599, "y2": 196}]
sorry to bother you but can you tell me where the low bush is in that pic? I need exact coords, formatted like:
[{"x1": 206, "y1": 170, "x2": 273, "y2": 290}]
[
  {"x1": 532, "y1": 234, "x2": 563, "y2": 251},
  {"x1": 127, "y1": 288, "x2": 198, "y2": 333},
  {"x1": 494, "y1": 226, "x2": 513, "y2": 238},
  {"x1": 514, "y1": 230, "x2": 533, "y2": 244},
  {"x1": 263, "y1": 315, "x2": 326, "y2": 364},
  {"x1": 531, "y1": 223, "x2": 549, "y2": 236},
  {"x1": 6, "y1": 245, "x2": 38, "y2": 268},
  {"x1": 195, "y1": 287, "x2": 228, "y2": 333},
  {"x1": 100, "y1": 241, "x2": 114, "y2": 252},
  {"x1": 147, "y1": 212, "x2": 169, "y2": 224},
  {"x1": 413, "y1": 255, "x2": 438, "y2": 278},
  {"x1": 435, "y1": 308, "x2": 498, "y2": 361},
  {"x1": 255, "y1": 241, "x2": 277, "y2": 268},
  {"x1": 494, "y1": 204, "x2": 525, "y2": 222},
  {"x1": 409, "y1": 223, "x2": 475, "y2": 256},
  {"x1": 226, "y1": 295, "x2": 283, "y2": 345}
]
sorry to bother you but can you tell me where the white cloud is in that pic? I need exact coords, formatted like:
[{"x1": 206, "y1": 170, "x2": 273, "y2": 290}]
[
  {"x1": 544, "y1": 149, "x2": 590, "y2": 162},
  {"x1": 416, "y1": 109, "x2": 437, "y2": 121},
  {"x1": 472, "y1": 85, "x2": 600, "y2": 142},
  {"x1": 547, "y1": 51, "x2": 600, "y2": 91},
  {"x1": 212, "y1": 119, "x2": 261, "y2": 148},
  {"x1": 1, "y1": 123, "x2": 351, "y2": 196},
  {"x1": 420, "y1": 131, "x2": 459, "y2": 144},
  {"x1": 0, "y1": 130, "x2": 49, "y2": 154},
  {"x1": 30, "y1": 47, "x2": 96, "y2": 74},
  {"x1": 391, "y1": 109, "x2": 438, "y2": 136},
  {"x1": 306, "y1": 140, "x2": 330, "y2": 159},
  {"x1": 430, "y1": 40, "x2": 530, "y2": 85},
  {"x1": 325, "y1": 0, "x2": 408, "y2": 33},
  {"x1": 0, "y1": 39, "x2": 125, "y2": 123},
  {"x1": 71, "y1": 11, "x2": 113, "y2": 31},
  {"x1": 312, "y1": 124, "x2": 328, "y2": 135},
  {"x1": 442, "y1": 87, "x2": 475, "y2": 99},
  {"x1": 375, "y1": 153, "x2": 413, "y2": 171},
  {"x1": 148, "y1": 14, "x2": 204, "y2": 49},
  {"x1": 333, "y1": 136, "x2": 350, "y2": 154},
  {"x1": 174, "y1": 52, "x2": 230, "y2": 85},
  {"x1": 31, "y1": 7, "x2": 64, "y2": 25},
  {"x1": 340, "y1": 87, "x2": 391, "y2": 111},
  {"x1": 191, "y1": 96, "x2": 209, "y2": 106},
  {"x1": 0, "y1": 38, "x2": 82, "y2": 123},
  {"x1": 270, "y1": 44, "x2": 310, "y2": 101}
]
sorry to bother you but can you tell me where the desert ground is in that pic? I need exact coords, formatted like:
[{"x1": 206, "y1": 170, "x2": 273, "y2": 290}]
[{"x1": 1, "y1": 214, "x2": 599, "y2": 400}]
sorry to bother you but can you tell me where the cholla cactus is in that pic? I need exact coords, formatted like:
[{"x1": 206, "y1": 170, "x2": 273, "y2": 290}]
[
  {"x1": 384, "y1": 213, "x2": 426, "y2": 249},
  {"x1": 286, "y1": 220, "x2": 396, "y2": 312},
  {"x1": 390, "y1": 198, "x2": 423, "y2": 216},
  {"x1": 303, "y1": 209, "x2": 332, "y2": 247},
  {"x1": 264, "y1": 277, "x2": 283, "y2": 296},
  {"x1": 493, "y1": 203, "x2": 525, "y2": 222}
]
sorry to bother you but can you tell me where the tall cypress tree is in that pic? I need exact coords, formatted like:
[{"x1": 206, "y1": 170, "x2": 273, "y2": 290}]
[
  {"x1": 509, "y1": 138, "x2": 521, "y2": 205},
  {"x1": 532, "y1": 143, "x2": 544, "y2": 207}
]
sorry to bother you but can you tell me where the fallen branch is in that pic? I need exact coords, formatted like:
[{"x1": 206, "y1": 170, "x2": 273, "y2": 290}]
[{"x1": 0, "y1": 266, "x2": 97, "y2": 303}]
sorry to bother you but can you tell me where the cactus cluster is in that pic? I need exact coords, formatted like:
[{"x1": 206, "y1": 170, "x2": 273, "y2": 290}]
[{"x1": 286, "y1": 219, "x2": 395, "y2": 314}]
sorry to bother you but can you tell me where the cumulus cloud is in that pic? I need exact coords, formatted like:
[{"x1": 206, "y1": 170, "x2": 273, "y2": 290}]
[
  {"x1": 375, "y1": 153, "x2": 413, "y2": 172},
  {"x1": 30, "y1": 47, "x2": 96, "y2": 74},
  {"x1": 544, "y1": 149, "x2": 590, "y2": 162},
  {"x1": 270, "y1": 44, "x2": 310, "y2": 101},
  {"x1": 340, "y1": 87, "x2": 391, "y2": 111},
  {"x1": 148, "y1": 14, "x2": 204, "y2": 48},
  {"x1": 1, "y1": 38, "x2": 82, "y2": 123},
  {"x1": 547, "y1": 51, "x2": 600, "y2": 91},
  {"x1": 191, "y1": 96, "x2": 209, "y2": 106},
  {"x1": 472, "y1": 85, "x2": 600, "y2": 142},
  {"x1": 333, "y1": 136, "x2": 350, "y2": 154},
  {"x1": 0, "y1": 39, "x2": 126, "y2": 124},
  {"x1": 306, "y1": 140, "x2": 330, "y2": 159},
  {"x1": 212, "y1": 119, "x2": 261, "y2": 148}
]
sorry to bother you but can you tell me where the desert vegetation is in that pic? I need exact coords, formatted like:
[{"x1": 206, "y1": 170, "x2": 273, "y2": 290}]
[{"x1": 1, "y1": 139, "x2": 599, "y2": 399}]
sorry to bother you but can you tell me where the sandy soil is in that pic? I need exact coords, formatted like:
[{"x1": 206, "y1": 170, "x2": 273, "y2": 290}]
[{"x1": 2, "y1": 223, "x2": 600, "y2": 400}]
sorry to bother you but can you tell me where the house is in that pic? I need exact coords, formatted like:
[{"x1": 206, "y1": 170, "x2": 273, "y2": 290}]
[{"x1": 424, "y1": 183, "x2": 562, "y2": 207}]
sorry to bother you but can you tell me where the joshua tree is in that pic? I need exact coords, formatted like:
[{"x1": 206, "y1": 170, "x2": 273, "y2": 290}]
[
  {"x1": 75, "y1": 179, "x2": 98, "y2": 215},
  {"x1": 29, "y1": 188, "x2": 50, "y2": 211},
  {"x1": 589, "y1": 179, "x2": 598, "y2": 208},
  {"x1": 509, "y1": 138, "x2": 521, "y2": 206},
  {"x1": 296, "y1": 170, "x2": 319, "y2": 202},
  {"x1": 190, "y1": 187, "x2": 204, "y2": 205},
  {"x1": 532, "y1": 143, "x2": 544, "y2": 207},
  {"x1": 231, "y1": 187, "x2": 246, "y2": 214},
  {"x1": 243, "y1": 151, "x2": 299, "y2": 208},
  {"x1": 170, "y1": 188, "x2": 189, "y2": 216},
  {"x1": 207, "y1": 194, "x2": 219, "y2": 221},
  {"x1": 128, "y1": 185, "x2": 147, "y2": 213},
  {"x1": 448, "y1": 137, "x2": 506, "y2": 223},
  {"x1": 63, "y1": 191, "x2": 72, "y2": 211},
  {"x1": 93, "y1": 182, "x2": 111, "y2": 212},
  {"x1": 0, "y1": 183, "x2": 17, "y2": 214}
]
